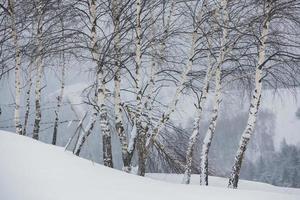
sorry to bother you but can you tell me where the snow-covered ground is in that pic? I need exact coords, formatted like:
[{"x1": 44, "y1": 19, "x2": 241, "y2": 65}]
[
  {"x1": 147, "y1": 174, "x2": 300, "y2": 196},
  {"x1": 0, "y1": 131, "x2": 299, "y2": 200}
]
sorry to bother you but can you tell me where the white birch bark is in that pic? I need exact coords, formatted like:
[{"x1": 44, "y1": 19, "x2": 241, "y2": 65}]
[
  {"x1": 73, "y1": 0, "x2": 99, "y2": 155},
  {"x1": 228, "y1": 0, "x2": 272, "y2": 189},
  {"x1": 8, "y1": 0, "x2": 22, "y2": 135},
  {"x1": 123, "y1": 1, "x2": 177, "y2": 173},
  {"x1": 23, "y1": 62, "x2": 33, "y2": 136},
  {"x1": 52, "y1": 15, "x2": 66, "y2": 145},
  {"x1": 182, "y1": 56, "x2": 213, "y2": 184},
  {"x1": 33, "y1": 1, "x2": 44, "y2": 140},
  {"x1": 98, "y1": 72, "x2": 114, "y2": 168},
  {"x1": 135, "y1": 0, "x2": 142, "y2": 139},
  {"x1": 142, "y1": 26, "x2": 157, "y2": 156},
  {"x1": 90, "y1": 0, "x2": 113, "y2": 168},
  {"x1": 183, "y1": 0, "x2": 229, "y2": 184},
  {"x1": 199, "y1": 65, "x2": 222, "y2": 185},
  {"x1": 198, "y1": 0, "x2": 229, "y2": 186},
  {"x1": 23, "y1": 23, "x2": 36, "y2": 136},
  {"x1": 134, "y1": 0, "x2": 147, "y2": 176},
  {"x1": 112, "y1": 0, "x2": 129, "y2": 169},
  {"x1": 115, "y1": 0, "x2": 144, "y2": 172}
]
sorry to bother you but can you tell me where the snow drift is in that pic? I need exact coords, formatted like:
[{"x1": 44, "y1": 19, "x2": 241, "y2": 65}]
[{"x1": 0, "y1": 131, "x2": 299, "y2": 200}]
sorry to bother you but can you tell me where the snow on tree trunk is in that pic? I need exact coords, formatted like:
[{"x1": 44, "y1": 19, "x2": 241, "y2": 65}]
[
  {"x1": 33, "y1": 2, "x2": 44, "y2": 140},
  {"x1": 200, "y1": 66, "x2": 222, "y2": 186},
  {"x1": 98, "y1": 74, "x2": 113, "y2": 168},
  {"x1": 228, "y1": 1, "x2": 272, "y2": 189},
  {"x1": 125, "y1": 123, "x2": 137, "y2": 170},
  {"x1": 8, "y1": 0, "x2": 22, "y2": 136},
  {"x1": 89, "y1": 0, "x2": 113, "y2": 168},
  {"x1": 182, "y1": 62, "x2": 213, "y2": 184},
  {"x1": 52, "y1": 16, "x2": 66, "y2": 145},
  {"x1": 198, "y1": 0, "x2": 229, "y2": 186}
]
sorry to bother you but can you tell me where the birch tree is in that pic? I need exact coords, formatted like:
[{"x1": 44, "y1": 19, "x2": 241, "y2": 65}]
[
  {"x1": 127, "y1": 0, "x2": 177, "y2": 175},
  {"x1": 134, "y1": 0, "x2": 147, "y2": 176},
  {"x1": 198, "y1": 0, "x2": 229, "y2": 186},
  {"x1": 6, "y1": 0, "x2": 23, "y2": 135},
  {"x1": 228, "y1": 0, "x2": 273, "y2": 189},
  {"x1": 32, "y1": 0, "x2": 45, "y2": 140},
  {"x1": 182, "y1": 0, "x2": 214, "y2": 184},
  {"x1": 52, "y1": 5, "x2": 66, "y2": 145},
  {"x1": 112, "y1": 0, "x2": 129, "y2": 170},
  {"x1": 199, "y1": 64, "x2": 222, "y2": 185},
  {"x1": 23, "y1": 61, "x2": 33, "y2": 136},
  {"x1": 90, "y1": 0, "x2": 113, "y2": 168}
]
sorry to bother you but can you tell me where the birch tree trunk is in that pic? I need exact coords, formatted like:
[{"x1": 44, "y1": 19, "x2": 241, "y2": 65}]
[
  {"x1": 228, "y1": 1, "x2": 272, "y2": 189},
  {"x1": 182, "y1": 57, "x2": 213, "y2": 184},
  {"x1": 52, "y1": 16, "x2": 66, "y2": 145},
  {"x1": 123, "y1": 0, "x2": 177, "y2": 173},
  {"x1": 198, "y1": 0, "x2": 229, "y2": 186},
  {"x1": 33, "y1": 2, "x2": 44, "y2": 140},
  {"x1": 90, "y1": 0, "x2": 113, "y2": 168},
  {"x1": 23, "y1": 62, "x2": 33, "y2": 136},
  {"x1": 98, "y1": 72, "x2": 114, "y2": 168},
  {"x1": 134, "y1": 0, "x2": 147, "y2": 176},
  {"x1": 112, "y1": 0, "x2": 129, "y2": 169},
  {"x1": 199, "y1": 65, "x2": 222, "y2": 185},
  {"x1": 8, "y1": 0, "x2": 22, "y2": 135},
  {"x1": 142, "y1": 9, "x2": 159, "y2": 152},
  {"x1": 183, "y1": 0, "x2": 230, "y2": 184}
]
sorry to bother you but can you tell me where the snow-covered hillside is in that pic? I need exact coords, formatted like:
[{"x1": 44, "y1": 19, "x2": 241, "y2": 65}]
[{"x1": 0, "y1": 131, "x2": 299, "y2": 200}]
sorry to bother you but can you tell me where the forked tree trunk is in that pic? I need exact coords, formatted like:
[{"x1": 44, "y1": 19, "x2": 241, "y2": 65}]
[
  {"x1": 199, "y1": 66, "x2": 222, "y2": 185},
  {"x1": 198, "y1": 0, "x2": 229, "y2": 186},
  {"x1": 8, "y1": 0, "x2": 22, "y2": 135},
  {"x1": 228, "y1": 0, "x2": 272, "y2": 189},
  {"x1": 182, "y1": 59, "x2": 213, "y2": 184}
]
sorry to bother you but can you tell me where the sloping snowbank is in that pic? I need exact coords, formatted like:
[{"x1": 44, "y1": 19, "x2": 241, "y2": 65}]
[{"x1": 0, "y1": 131, "x2": 299, "y2": 200}]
